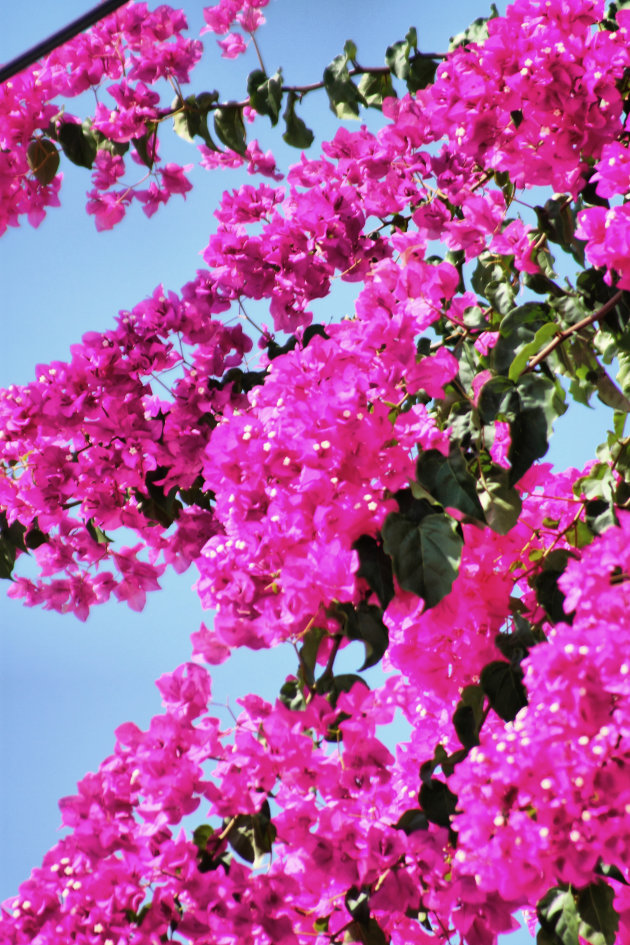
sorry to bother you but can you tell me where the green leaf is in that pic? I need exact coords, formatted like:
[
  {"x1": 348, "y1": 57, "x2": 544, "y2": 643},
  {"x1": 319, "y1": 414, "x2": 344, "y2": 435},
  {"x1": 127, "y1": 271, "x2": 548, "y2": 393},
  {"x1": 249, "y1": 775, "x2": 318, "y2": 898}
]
[
  {"x1": 344, "y1": 918, "x2": 388, "y2": 945},
  {"x1": 382, "y1": 509, "x2": 463, "y2": 608},
  {"x1": 299, "y1": 625, "x2": 326, "y2": 684},
  {"x1": 224, "y1": 801, "x2": 276, "y2": 868},
  {"x1": 532, "y1": 550, "x2": 575, "y2": 624},
  {"x1": 57, "y1": 121, "x2": 97, "y2": 169},
  {"x1": 247, "y1": 69, "x2": 283, "y2": 126},
  {"x1": 537, "y1": 886, "x2": 579, "y2": 945},
  {"x1": 416, "y1": 444, "x2": 485, "y2": 521},
  {"x1": 282, "y1": 91, "x2": 314, "y2": 149},
  {"x1": 479, "y1": 473, "x2": 523, "y2": 535},
  {"x1": 334, "y1": 601, "x2": 389, "y2": 669},
  {"x1": 85, "y1": 519, "x2": 113, "y2": 545},
  {"x1": 449, "y1": 4, "x2": 499, "y2": 49},
  {"x1": 345, "y1": 886, "x2": 370, "y2": 926},
  {"x1": 480, "y1": 660, "x2": 527, "y2": 721},
  {"x1": 214, "y1": 107, "x2": 247, "y2": 154},
  {"x1": 26, "y1": 138, "x2": 60, "y2": 184},
  {"x1": 353, "y1": 534, "x2": 395, "y2": 609},
  {"x1": 279, "y1": 678, "x2": 307, "y2": 711},
  {"x1": 357, "y1": 71, "x2": 395, "y2": 108},
  {"x1": 576, "y1": 881, "x2": 619, "y2": 945},
  {"x1": 407, "y1": 57, "x2": 438, "y2": 92},
  {"x1": 172, "y1": 94, "x2": 202, "y2": 143},
  {"x1": 323, "y1": 52, "x2": 366, "y2": 119},
  {"x1": 0, "y1": 534, "x2": 16, "y2": 579},
  {"x1": 508, "y1": 321, "x2": 559, "y2": 381},
  {"x1": 452, "y1": 684, "x2": 485, "y2": 749},
  {"x1": 132, "y1": 126, "x2": 157, "y2": 169},
  {"x1": 394, "y1": 808, "x2": 429, "y2": 834},
  {"x1": 419, "y1": 779, "x2": 458, "y2": 828}
]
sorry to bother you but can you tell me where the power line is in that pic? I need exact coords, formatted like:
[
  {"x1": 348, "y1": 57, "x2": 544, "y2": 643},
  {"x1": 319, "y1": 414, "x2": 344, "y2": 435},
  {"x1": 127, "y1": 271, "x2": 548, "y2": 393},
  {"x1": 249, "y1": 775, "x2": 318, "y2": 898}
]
[{"x1": 0, "y1": 0, "x2": 131, "y2": 86}]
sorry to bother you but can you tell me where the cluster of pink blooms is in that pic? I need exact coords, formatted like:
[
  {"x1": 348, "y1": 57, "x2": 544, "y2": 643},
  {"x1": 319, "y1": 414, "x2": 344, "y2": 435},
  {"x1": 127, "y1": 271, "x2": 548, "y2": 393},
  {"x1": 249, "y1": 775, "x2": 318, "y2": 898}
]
[
  {"x1": 0, "y1": 0, "x2": 276, "y2": 233},
  {"x1": 3, "y1": 0, "x2": 630, "y2": 942}
]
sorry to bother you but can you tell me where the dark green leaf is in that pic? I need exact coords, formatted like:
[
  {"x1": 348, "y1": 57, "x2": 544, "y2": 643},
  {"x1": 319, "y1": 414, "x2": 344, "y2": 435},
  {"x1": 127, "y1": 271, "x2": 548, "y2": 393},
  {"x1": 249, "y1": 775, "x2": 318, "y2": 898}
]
[
  {"x1": 480, "y1": 660, "x2": 527, "y2": 721},
  {"x1": 416, "y1": 444, "x2": 485, "y2": 521},
  {"x1": 538, "y1": 886, "x2": 579, "y2": 945},
  {"x1": 357, "y1": 71, "x2": 395, "y2": 107},
  {"x1": 419, "y1": 779, "x2": 458, "y2": 828},
  {"x1": 214, "y1": 107, "x2": 247, "y2": 154},
  {"x1": 279, "y1": 678, "x2": 307, "y2": 711},
  {"x1": 576, "y1": 881, "x2": 619, "y2": 945},
  {"x1": 86, "y1": 519, "x2": 113, "y2": 545},
  {"x1": 353, "y1": 534, "x2": 395, "y2": 609},
  {"x1": 57, "y1": 121, "x2": 97, "y2": 169},
  {"x1": 344, "y1": 918, "x2": 388, "y2": 945},
  {"x1": 247, "y1": 69, "x2": 283, "y2": 126},
  {"x1": 26, "y1": 138, "x2": 60, "y2": 184},
  {"x1": 132, "y1": 126, "x2": 157, "y2": 169},
  {"x1": 0, "y1": 534, "x2": 16, "y2": 579},
  {"x1": 282, "y1": 91, "x2": 315, "y2": 148},
  {"x1": 452, "y1": 684, "x2": 485, "y2": 749},
  {"x1": 532, "y1": 550, "x2": 575, "y2": 625},
  {"x1": 323, "y1": 52, "x2": 366, "y2": 119},
  {"x1": 407, "y1": 56, "x2": 438, "y2": 92},
  {"x1": 225, "y1": 802, "x2": 276, "y2": 868},
  {"x1": 334, "y1": 601, "x2": 389, "y2": 669},
  {"x1": 382, "y1": 510, "x2": 463, "y2": 608},
  {"x1": 394, "y1": 808, "x2": 429, "y2": 834},
  {"x1": 299, "y1": 625, "x2": 326, "y2": 684},
  {"x1": 345, "y1": 886, "x2": 370, "y2": 926},
  {"x1": 449, "y1": 5, "x2": 499, "y2": 49},
  {"x1": 479, "y1": 473, "x2": 523, "y2": 534}
]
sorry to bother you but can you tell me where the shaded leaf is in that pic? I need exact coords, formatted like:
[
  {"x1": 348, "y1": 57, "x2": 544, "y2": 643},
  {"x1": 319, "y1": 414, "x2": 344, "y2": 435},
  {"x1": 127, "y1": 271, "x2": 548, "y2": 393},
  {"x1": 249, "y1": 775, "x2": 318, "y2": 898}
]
[
  {"x1": 282, "y1": 91, "x2": 314, "y2": 148},
  {"x1": 480, "y1": 660, "x2": 527, "y2": 721},
  {"x1": 416, "y1": 444, "x2": 485, "y2": 521},
  {"x1": 323, "y1": 51, "x2": 366, "y2": 119},
  {"x1": 382, "y1": 508, "x2": 463, "y2": 608},
  {"x1": 57, "y1": 121, "x2": 97, "y2": 169},
  {"x1": 576, "y1": 881, "x2": 619, "y2": 945},
  {"x1": 353, "y1": 534, "x2": 395, "y2": 609},
  {"x1": 247, "y1": 69, "x2": 283, "y2": 126},
  {"x1": 537, "y1": 886, "x2": 579, "y2": 945},
  {"x1": 419, "y1": 778, "x2": 458, "y2": 828},
  {"x1": 394, "y1": 808, "x2": 429, "y2": 835},
  {"x1": 214, "y1": 107, "x2": 246, "y2": 154},
  {"x1": 26, "y1": 138, "x2": 60, "y2": 184}
]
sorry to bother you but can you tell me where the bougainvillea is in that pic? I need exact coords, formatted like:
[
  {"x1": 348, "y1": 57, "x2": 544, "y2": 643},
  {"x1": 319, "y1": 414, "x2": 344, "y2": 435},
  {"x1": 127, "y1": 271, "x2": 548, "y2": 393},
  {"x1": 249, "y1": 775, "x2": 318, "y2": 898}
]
[{"x1": 3, "y1": 0, "x2": 630, "y2": 942}]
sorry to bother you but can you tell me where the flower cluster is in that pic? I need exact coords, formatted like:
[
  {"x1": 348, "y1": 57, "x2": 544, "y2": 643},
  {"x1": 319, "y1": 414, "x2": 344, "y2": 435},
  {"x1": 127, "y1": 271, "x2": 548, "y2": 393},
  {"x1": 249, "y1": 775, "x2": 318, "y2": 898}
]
[{"x1": 3, "y1": 0, "x2": 630, "y2": 943}]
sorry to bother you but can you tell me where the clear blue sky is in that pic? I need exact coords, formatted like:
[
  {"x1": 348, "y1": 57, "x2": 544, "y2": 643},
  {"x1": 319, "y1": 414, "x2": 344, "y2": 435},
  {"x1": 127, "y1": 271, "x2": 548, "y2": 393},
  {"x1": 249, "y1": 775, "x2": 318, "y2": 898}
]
[{"x1": 0, "y1": 2, "x2": 611, "y2": 940}]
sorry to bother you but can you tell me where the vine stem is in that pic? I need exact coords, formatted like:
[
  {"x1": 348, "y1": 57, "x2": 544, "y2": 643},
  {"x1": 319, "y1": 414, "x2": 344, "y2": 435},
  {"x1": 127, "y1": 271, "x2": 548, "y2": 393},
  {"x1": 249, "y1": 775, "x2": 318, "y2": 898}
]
[{"x1": 524, "y1": 289, "x2": 624, "y2": 373}]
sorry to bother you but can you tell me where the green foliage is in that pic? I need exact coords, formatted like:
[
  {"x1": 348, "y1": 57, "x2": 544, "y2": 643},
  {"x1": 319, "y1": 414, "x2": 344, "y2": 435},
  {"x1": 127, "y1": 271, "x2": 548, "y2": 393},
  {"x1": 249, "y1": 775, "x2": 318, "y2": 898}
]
[
  {"x1": 224, "y1": 800, "x2": 276, "y2": 868},
  {"x1": 416, "y1": 444, "x2": 485, "y2": 521},
  {"x1": 382, "y1": 493, "x2": 463, "y2": 608},
  {"x1": 353, "y1": 534, "x2": 395, "y2": 609},
  {"x1": 537, "y1": 882, "x2": 619, "y2": 945},
  {"x1": 247, "y1": 69, "x2": 283, "y2": 126},
  {"x1": 385, "y1": 27, "x2": 438, "y2": 92},
  {"x1": 480, "y1": 660, "x2": 527, "y2": 721},
  {"x1": 26, "y1": 138, "x2": 60, "y2": 184},
  {"x1": 282, "y1": 91, "x2": 315, "y2": 148},
  {"x1": 323, "y1": 44, "x2": 366, "y2": 119},
  {"x1": 56, "y1": 120, "x2": 97, "y2": 169},
  {"x1": 449, "y1": 4, "x2": 500, "y2": 49},
  {"x1": 214, "y1": 106, "x2": 247, "y2": 154}
]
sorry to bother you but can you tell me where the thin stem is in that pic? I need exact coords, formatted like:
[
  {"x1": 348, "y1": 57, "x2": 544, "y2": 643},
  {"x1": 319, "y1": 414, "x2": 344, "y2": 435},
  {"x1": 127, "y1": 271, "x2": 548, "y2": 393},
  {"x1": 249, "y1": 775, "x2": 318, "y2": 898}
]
[
  {"x1": 249, "y1": 31, "x2": 266, "y2": 73},
  {"x1": 524, "y1": 289, "x2": 624, "y2": 373}
]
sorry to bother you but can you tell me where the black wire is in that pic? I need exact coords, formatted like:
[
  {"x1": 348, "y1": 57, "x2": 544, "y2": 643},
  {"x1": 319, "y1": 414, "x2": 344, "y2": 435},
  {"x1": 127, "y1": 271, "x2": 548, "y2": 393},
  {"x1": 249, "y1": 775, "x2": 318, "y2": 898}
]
[{"x1": 0, "y1": 0, "x2": 131, "y2": 86}]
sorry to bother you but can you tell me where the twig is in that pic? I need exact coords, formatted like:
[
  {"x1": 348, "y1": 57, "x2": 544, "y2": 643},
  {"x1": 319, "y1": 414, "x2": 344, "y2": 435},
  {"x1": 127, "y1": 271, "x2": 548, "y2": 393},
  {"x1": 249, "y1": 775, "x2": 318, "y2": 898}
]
[{"x1": 524, "y1": 289, "x2": 624, "y2": 373}]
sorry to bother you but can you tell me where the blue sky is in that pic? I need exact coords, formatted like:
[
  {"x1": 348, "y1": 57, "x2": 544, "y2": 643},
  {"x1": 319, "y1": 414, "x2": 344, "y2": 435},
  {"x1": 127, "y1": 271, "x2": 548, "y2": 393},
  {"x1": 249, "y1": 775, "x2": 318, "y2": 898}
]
[{"x1": 0, "y1": 2, "x2": 613, "y2": 940}]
